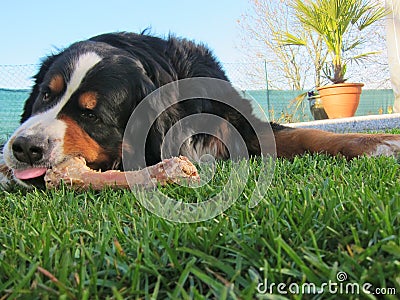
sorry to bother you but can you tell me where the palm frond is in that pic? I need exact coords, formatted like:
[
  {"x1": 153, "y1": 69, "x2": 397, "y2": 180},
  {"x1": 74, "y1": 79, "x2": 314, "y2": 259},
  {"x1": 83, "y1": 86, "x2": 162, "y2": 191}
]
[
  {"x1": 289, "y1": 91, "x2": 308, "y2": 110},
  {"x1": 349, "y1": 51, "x2": 381, "y2": 64},
  {"x1": 277, "y1": 32, "x2": 307, "y2": 46}
]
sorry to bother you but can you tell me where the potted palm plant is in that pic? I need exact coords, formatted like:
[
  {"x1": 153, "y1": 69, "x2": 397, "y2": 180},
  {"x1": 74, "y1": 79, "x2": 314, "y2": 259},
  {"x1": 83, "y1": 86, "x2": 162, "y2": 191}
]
[{"x1": 280, "y1": 0, "x2": 389, "y2": 118}]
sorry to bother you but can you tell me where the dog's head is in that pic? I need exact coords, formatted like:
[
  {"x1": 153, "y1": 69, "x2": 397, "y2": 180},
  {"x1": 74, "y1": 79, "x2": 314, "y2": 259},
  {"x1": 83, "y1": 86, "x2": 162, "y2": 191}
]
[{"x1": 3, "y1": 39, "x2": 159, "y2": 187}]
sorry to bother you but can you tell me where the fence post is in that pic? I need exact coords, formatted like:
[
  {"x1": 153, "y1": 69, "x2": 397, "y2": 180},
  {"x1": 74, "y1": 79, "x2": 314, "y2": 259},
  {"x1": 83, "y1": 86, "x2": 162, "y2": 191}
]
[
  {"x1": 264, "y1": 60, "x2": 271, "y2": 120},
  {"x1": 386, "y1": 0, "x2": 400, "y2": 113}
]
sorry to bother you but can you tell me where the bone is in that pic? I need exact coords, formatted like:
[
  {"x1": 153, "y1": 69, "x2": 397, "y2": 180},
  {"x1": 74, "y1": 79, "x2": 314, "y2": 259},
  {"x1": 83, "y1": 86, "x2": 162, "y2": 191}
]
[{"x1": 44, "y1": 156, "x2": 199, "y2": 190}]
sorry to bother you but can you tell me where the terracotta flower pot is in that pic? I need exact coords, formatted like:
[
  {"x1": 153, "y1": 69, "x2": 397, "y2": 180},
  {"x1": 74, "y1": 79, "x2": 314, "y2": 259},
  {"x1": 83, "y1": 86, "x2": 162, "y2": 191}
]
[{"x1": 317, "y1": 83, "x2": 364, "y2": 119}]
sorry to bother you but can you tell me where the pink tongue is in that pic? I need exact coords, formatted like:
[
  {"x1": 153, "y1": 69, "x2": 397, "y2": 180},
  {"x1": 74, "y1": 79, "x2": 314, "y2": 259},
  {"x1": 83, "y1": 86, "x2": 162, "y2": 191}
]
[{"x1": 13, "y1": 168, "x2": 47, "y2": 180}]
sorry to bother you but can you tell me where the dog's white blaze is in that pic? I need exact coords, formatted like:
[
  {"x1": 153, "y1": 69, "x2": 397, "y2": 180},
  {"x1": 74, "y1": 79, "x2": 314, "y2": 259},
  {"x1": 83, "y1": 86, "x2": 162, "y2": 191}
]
[
  {"x1": 3, "y1": 52, "x2": 102, "y2": 168},
  {"x1": 46, "y1": 52, "x2": 102, "y2": 119},
  {"x1": 13, "y1": 52, "x2": 102, "y2": 131}
]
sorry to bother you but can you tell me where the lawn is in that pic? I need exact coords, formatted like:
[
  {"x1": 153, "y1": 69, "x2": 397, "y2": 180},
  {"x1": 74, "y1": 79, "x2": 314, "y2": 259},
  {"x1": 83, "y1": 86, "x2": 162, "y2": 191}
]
[{"x1": 0, "y1": 151, "x2": 399, "y2": 299}]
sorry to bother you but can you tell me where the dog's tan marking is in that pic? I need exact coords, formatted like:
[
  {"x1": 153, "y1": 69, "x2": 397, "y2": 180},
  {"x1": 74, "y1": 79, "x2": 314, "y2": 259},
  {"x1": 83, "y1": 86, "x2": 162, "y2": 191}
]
[
  {"x1": 60, "y1": 116, "x2": 109, "y2": 167},
  {"x1": 78, "y1": 92, "x2": 98, "y2": 110},
  {"x1": 49, "y1": 74, "x2": 65, "y2": 94}
]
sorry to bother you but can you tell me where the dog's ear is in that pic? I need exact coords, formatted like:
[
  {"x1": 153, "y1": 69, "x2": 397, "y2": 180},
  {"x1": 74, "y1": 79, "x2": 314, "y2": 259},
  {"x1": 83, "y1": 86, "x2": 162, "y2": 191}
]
[
  {"x1": 20, "y1": 54, "x2": 59, "y2": 123},
  {"x1": 121, "y1": 57, "x2": 181, "y2": 169}
]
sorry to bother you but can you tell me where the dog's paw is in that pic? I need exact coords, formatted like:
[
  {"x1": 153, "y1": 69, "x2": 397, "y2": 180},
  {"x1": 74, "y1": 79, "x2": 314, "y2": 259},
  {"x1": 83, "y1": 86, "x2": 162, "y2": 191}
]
[
  {"x1": 368, "y1": 136, "x2": 400, "y2": 157},
  {"x1": 0, "y1": 163, "x2": 13, "y2": 190}
]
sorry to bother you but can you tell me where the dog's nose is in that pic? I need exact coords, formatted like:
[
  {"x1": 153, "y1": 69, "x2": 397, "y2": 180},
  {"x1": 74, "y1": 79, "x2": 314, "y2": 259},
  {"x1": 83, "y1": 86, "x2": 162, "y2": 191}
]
[{"x1": 11, "y1": 136, "x2": 45, "y2": 164}]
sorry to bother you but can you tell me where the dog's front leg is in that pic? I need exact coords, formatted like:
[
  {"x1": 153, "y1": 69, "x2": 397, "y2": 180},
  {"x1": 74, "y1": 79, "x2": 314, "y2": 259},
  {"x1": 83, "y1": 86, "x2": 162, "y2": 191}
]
[
  {"x1": 274, "y1": 128, "x2": 400, "y2": 159},
  {"x1": 0, "y1": 154, "x2": 13, "y2": 189}
]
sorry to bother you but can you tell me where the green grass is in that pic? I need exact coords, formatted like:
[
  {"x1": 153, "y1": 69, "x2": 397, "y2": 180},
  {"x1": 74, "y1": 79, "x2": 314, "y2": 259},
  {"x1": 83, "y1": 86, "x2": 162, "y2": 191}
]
[{"x1": 0, "y1": 153, "x2": 399, "y2": 299}]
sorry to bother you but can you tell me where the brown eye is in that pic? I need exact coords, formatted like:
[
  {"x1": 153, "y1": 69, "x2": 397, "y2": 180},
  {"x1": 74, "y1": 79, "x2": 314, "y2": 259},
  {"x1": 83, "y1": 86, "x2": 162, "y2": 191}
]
[
  {"x1": 42, "y1": 88, "x2": 51, "y2": 102},
  {"x1": 43, "y1": 92, "x2": 50, "y2": 101}
]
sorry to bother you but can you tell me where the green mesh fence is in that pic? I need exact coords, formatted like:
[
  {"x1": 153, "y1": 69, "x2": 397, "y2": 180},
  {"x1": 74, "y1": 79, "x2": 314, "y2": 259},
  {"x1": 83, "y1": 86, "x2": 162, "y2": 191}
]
[
  {"x1": 244, "y1": 89, "x2": 395, "y2": 123},
  {"x1": 0, "y1": 64, "x2": 396, "y2": 143},
  {"x1": 0, "y1": 89, "x2": 29, "y2": 143}
]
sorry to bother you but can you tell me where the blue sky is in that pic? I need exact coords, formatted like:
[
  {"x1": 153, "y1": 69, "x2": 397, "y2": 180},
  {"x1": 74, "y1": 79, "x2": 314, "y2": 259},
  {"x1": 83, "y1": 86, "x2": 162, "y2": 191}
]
[{"x1": 0, "y1": 0, "x2": 250, "y2": 65}]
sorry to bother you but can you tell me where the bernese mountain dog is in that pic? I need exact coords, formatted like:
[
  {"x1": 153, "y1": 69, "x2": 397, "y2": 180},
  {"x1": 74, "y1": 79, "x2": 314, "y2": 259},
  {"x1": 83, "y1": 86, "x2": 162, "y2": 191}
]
[{"x1": 1, "y1": 32, "x2": 400, "y2": 188}]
